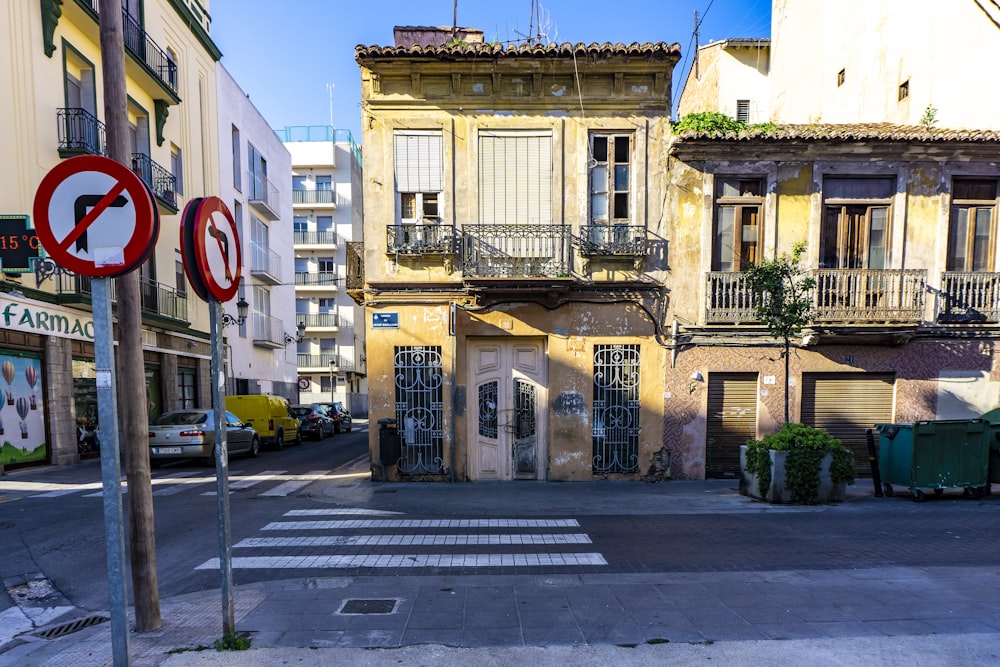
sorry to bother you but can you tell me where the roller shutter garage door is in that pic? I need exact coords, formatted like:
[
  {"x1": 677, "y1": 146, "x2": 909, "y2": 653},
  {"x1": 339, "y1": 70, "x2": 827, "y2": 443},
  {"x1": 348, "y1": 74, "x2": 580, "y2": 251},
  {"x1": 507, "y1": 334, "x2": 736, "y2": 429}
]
[
  {"x1": 801, "y1": 373, "x2": 894, "y2": 477},
  {"x1": 706, "y1": 373, "x2": 758, "y2": 478}
]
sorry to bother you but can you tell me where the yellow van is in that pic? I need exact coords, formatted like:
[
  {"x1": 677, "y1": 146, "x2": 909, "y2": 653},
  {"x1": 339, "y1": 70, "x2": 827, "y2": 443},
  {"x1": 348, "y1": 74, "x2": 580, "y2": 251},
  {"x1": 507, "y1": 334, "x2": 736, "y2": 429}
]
[{"x1": 225, "y1": 394, "x2": 301, "y2": 449}]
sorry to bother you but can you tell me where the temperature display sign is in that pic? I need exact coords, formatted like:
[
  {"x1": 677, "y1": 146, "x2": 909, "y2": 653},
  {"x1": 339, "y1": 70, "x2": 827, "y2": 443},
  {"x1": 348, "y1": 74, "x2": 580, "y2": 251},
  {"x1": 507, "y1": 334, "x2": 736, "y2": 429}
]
[{"x1": 0, "y1": 215, "x2": 42, "y2": 274}]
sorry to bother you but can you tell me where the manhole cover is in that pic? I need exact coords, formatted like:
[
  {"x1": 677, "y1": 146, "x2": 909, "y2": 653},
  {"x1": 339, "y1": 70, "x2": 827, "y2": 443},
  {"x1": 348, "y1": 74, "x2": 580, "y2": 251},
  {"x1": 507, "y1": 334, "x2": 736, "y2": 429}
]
[
  {"x1": 339, "y1": 598, "x2": 397, "y2": 615},
  {"x1": 34, "y1": 615, "x2": 109, "y2": 640}
]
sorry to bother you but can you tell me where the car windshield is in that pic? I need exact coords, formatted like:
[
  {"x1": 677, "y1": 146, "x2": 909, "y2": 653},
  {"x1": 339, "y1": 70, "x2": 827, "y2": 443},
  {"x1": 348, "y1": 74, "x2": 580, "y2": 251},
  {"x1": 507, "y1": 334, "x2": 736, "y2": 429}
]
[
  {"x1": 153, "y1": 411, "x2": 208, "y2": 426},
  {"x1": 290, "y1": 407, "x2": 311, "y2": 417}
]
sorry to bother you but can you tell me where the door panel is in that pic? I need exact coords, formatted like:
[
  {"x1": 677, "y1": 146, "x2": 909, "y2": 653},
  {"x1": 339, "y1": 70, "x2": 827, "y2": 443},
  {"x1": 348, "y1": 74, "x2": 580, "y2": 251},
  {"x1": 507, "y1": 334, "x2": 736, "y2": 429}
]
[{"x1": 470, "y1": 340, "x2": 545, "y2": 480}]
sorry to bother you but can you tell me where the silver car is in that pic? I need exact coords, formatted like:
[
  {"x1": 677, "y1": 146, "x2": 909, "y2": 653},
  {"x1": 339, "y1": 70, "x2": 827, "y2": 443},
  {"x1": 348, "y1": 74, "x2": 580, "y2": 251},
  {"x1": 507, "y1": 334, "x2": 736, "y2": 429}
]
[{"x1": 149, "y1": 409, "x2": 260, "y2": 466}]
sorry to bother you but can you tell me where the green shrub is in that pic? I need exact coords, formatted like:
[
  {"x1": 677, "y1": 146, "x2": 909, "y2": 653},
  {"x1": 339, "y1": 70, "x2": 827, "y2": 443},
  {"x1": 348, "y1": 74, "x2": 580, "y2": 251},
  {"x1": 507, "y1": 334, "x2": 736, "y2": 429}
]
[
  {"x1": 672, "y1": 112, "x2": 780, "y2": 136},
  {"x1": 744, "y1": 423, "x2": 854, "y2": 504}
]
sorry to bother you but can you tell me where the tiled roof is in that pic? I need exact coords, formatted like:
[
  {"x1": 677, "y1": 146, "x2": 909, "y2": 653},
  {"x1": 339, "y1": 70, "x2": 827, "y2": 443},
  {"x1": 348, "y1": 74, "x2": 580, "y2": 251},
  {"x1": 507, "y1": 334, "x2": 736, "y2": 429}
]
[
  {"x1": 674, "y1": 122, "x2": 1000, "y2": 142},
  {"x1": 356, "y1": 41, "x2": 681, "y2": 60}
]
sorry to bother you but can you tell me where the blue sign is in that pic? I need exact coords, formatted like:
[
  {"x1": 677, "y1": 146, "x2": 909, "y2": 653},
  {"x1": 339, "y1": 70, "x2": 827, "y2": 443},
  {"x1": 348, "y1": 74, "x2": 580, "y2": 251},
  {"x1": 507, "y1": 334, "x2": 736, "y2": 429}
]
[{"x1": 372, "y1": 312, "x2": 399, "y2": 329}]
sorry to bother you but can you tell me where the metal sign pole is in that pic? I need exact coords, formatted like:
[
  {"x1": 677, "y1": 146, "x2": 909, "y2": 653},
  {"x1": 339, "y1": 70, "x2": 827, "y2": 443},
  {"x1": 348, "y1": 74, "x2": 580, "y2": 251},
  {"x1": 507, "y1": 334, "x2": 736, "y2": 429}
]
[
  {"x1": 210, "y1": 301, "x2": 235, "y2": 634},
  {"x1": 93, "y1": 277, "x2": 130, "y2": 665}
]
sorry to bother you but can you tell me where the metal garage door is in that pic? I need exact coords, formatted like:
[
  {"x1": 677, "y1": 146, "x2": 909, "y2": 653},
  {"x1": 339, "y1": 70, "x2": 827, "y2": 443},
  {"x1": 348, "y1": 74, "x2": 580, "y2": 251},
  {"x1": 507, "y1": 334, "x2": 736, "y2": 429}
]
[
  {"x1": 706, "y1": 373, "x2": 758, "y2": 478},
  {"x1": 801, "y1": 373, "x2": 895, "y2": 477}
]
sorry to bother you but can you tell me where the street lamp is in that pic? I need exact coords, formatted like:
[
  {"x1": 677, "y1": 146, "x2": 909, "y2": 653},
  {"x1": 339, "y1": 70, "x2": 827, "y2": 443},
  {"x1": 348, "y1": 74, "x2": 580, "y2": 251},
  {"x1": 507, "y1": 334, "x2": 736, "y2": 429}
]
[
  {"x1": 328, "y1": 358, "x2": 339, "y2": 405},
  {"x1": 221, "y1": 297, "x2": 249, "y2": 328},
  {"x1": 283, "y1": 321, "x2": 306, "y2": 347}
]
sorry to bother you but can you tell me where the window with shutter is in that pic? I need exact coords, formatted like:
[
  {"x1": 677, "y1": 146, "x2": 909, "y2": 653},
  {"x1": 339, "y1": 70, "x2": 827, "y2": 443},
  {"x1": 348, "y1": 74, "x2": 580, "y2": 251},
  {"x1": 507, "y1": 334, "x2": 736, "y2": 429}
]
[
  {"x1": 394, "y1": 130, "x2": 444, "y2": 222},
  {"x1": 478, "y1": 130, "x2": 552, "y2": 225}
]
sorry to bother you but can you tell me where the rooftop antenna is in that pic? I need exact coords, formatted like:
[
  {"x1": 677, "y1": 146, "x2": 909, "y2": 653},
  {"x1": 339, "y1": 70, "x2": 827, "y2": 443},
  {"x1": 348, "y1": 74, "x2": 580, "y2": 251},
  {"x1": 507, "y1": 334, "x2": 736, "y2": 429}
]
[
  {"x1": 327, "y1": 82, "x2": 335, "y2": 130},
  {"x1": 452, "y1": 0, "x2": 458, "y2": 38}
]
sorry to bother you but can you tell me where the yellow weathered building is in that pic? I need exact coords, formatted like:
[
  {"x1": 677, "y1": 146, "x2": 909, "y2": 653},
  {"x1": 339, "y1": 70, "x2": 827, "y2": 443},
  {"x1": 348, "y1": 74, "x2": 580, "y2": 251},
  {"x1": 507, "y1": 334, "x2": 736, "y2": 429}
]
[{"x1": 354, "y1": 29, "x2": 680, "y2": 481}]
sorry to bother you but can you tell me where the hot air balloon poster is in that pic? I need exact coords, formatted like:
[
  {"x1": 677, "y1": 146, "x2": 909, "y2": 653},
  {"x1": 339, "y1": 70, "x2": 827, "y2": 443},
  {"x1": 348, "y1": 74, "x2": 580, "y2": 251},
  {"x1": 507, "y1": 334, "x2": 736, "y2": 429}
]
[{"x1": 0, "y1": 353, "x2": 47, "y2": 465}]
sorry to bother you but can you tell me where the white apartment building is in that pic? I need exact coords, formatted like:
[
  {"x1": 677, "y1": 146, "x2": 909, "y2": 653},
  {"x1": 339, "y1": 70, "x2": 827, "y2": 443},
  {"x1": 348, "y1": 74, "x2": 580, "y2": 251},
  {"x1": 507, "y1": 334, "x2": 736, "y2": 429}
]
[
  {"x1": 280, "y1": 126, "x2": 366, "y2": 415},
  {"x1": 217, "y1": 67, "x2": 298, "y2": 401}
]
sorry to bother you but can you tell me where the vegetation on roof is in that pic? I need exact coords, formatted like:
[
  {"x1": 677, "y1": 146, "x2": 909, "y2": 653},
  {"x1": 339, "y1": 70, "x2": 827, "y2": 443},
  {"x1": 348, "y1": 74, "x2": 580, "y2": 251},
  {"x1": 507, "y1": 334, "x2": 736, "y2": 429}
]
[{"x1": 672, "y1": 111, "x2": 779, "y2": 135}]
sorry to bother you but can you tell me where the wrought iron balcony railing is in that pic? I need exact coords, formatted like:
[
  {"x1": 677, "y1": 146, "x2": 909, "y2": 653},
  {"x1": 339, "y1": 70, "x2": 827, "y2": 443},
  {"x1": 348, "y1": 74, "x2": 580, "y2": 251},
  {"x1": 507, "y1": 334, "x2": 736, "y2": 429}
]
[
  {"x1": 813, "y1": 268, "x2": 925, "y2": 323},
  {"x1": 130, "y1": 153, "x2": 177, "y2": 209},
  {"x1": 121, "y1": 8, "x2": 178, "y2": 96},
  {"x1": 294, "y1": 271, "x2": 342, "y2": 287},
  {"x1": 53, "y1": 273, "x2": 188, "y2": 322},
  {"x1": 298, "y1": 312, "x2": 348, "y2": 328},
  {"x1": 296, "y1": 353, "x2": 356, "y2": 372},
  {"x1": 576, "y1": 224, "x2": 649, "y2": 257},
  {"x1": 386, "y1": 223, "x2": 455, "y2": 255},
  {"x1": 938, "y1": 271, "x2": 1000, "y2": 323},
  {"x1": 346, "y1": 242, "x2": 364, "y2": 291},
  {"x1": 57, "y1": 108, "x2": 106, "y2": 156},
  {"x1": 705, "y1": 268, "x2": 927, "y2": 324},
  {"x1": 248, "y1": 170, "x2": 280, "y2": 220},
  {"x1": 705, "y1": 272, "x2": 757, "y2": 323},
  {"x1": 249, "y1": 244, "x2": 281, "y2": 284},
  {"x1": 462, "y1": 224, "x2": 572, "y2": 278},
  {"x1": 294, "y1": 230, "x2": 339, "y2": 246}
]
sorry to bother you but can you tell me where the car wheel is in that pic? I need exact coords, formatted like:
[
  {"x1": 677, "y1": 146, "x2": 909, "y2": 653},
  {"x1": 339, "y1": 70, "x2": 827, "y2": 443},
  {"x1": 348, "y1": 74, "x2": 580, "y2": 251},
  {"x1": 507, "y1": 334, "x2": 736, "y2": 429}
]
[
  {"x1": 248, "y1": 437, "x2": 260, "y2": 458},
  {"x1": 294, "y1": 430, "x2": 303, "y2": 447},
  {"x1": 345, "y1": 423, "x2": 351, "y2": 433},
  {"x1": 274, "y1": 430, "x2": 285, "y2": 451},
  {"x1": 334, "y1": 422, "x2": 342, "y2": 434}
]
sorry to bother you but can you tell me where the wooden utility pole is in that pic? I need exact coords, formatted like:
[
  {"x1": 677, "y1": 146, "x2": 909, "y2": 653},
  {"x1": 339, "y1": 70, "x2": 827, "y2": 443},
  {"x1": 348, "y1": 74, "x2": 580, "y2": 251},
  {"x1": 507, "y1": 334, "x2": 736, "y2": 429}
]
[{"x1": 98, "y1": 0, "x2": 161, "y2": 632}]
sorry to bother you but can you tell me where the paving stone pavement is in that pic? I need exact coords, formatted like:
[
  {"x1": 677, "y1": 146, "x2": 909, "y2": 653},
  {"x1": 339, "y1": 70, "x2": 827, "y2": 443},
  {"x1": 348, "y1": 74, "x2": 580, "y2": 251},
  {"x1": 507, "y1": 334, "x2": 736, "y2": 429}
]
[{"x1": 2, "y1": 476, "x2": 999, "y2": 666}]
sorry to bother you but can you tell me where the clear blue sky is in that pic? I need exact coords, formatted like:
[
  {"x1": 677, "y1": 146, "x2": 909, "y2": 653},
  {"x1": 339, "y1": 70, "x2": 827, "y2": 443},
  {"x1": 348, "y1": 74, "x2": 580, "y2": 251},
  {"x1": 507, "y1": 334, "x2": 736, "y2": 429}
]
[{"x1": 210, "y1": 0, "x2": 771, "y2": 144}]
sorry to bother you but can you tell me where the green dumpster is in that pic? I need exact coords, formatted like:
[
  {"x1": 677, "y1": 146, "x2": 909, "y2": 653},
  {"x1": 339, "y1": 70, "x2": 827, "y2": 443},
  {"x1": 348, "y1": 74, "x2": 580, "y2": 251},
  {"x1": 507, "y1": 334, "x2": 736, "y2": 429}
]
[
  {"x1": 875, "y1": 419, "x2": 990, "y2": 501},
  {"x1": 978, "y1": 408, "x2": 1000, "y2": 485}
]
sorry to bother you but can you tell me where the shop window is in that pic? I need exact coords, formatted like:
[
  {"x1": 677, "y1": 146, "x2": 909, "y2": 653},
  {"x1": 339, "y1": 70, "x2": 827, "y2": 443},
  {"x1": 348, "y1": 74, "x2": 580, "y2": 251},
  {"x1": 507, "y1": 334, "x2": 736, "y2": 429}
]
[{"x1": 178, "y1": 369, "x2": 196, "y2": 409}]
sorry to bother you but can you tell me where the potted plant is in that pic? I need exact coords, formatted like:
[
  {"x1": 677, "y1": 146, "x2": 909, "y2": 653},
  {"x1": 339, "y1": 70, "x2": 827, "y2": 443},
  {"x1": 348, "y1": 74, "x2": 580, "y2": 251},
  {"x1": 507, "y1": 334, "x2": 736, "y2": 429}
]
[{"x1": 740, "y1": 423, "x2": 855, "y2": 504}]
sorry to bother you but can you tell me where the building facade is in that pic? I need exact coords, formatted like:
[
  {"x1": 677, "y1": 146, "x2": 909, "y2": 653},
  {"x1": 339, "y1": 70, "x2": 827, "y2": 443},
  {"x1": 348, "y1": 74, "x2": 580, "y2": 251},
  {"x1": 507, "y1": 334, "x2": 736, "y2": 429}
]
[
  {"x1": 0, "y1": 0, "x2": 224, "y2": 468},
  {"x1": 354, "y1": 30, "x2": 679, "y2": 482},
  {"x1": 676, "y1": 38, "x2": 770, "y2": 124},
  {"x1": 217, "y1": 66, "x2": 297, "y2": 401},
  {"x1": 281, "y1": 126, "x2": 367, "y2": 415}
]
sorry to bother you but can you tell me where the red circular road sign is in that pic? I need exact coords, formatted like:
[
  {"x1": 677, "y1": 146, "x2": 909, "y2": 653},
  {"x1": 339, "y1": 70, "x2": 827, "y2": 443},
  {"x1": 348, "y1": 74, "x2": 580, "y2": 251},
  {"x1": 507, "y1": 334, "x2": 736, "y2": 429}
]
[
  {"x1": 32, "y1": 155, "x2": 157, "y2": 277},
  {"x1": 181, "y1": 196, "x2": 242, "y2": 303}
]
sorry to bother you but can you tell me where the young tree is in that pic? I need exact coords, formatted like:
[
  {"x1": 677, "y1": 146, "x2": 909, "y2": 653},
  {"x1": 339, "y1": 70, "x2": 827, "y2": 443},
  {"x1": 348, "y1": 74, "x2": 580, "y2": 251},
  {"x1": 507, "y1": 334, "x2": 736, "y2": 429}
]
[{"x1": 745, "y1": 242, "x2": 816, "y2": 424}]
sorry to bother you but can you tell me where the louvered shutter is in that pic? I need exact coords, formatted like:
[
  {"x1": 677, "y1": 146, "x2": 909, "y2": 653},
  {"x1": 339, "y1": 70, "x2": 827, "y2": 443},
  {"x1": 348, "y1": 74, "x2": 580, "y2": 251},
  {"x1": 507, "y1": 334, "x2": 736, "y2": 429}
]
[
  {"x1": 479, "y1": 131, "x2": 552, "y2": 225},
  {"x1": 394, "y1": 131, "x2": 443, "y2": 192}
]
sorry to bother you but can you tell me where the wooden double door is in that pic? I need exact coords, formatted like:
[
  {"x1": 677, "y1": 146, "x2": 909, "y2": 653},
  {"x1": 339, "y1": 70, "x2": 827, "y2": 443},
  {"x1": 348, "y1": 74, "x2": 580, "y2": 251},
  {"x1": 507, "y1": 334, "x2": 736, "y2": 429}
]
[{"x1": 469, "y1": 339, "x2": 546, "y2": 480}]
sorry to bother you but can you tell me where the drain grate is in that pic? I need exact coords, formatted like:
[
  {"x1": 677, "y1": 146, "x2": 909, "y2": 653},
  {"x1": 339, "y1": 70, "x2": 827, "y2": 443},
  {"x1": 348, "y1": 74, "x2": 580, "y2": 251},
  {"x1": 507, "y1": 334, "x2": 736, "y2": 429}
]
[
  {"x1": 34, "y1": 614, "x2": 109, "y2": 640},
  {"x1": 339, "y1": 598, "x2": 397, "y2": 615}
]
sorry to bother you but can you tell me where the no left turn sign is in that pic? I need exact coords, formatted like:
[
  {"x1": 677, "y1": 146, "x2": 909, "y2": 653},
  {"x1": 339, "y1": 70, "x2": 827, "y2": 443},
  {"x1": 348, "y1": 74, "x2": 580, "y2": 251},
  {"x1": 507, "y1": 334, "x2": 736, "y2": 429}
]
[
  {"x1": 180, "y1": 196, "x2": 242, "y2": 303},
  {"x1": 33, "y1": 155, "x2": 157, "y2": 277}
]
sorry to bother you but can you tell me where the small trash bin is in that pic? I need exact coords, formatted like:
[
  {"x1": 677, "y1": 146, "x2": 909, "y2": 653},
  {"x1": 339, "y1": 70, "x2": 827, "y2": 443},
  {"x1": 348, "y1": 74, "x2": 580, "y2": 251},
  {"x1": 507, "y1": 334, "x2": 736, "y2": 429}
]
[
  {"x1": 875, "y1": 419, "x2": 990, "y2": 501},
  {"x1": 377, "y1": 418, "x2": 401, "y2": 467}
]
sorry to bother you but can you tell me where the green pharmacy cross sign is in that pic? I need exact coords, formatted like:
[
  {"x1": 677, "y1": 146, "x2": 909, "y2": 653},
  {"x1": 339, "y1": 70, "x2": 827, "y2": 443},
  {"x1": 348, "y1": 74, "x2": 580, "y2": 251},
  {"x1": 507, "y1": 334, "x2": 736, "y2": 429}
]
[{"x1": 0, "y1": 215, "x2": 42, "y2": 274}]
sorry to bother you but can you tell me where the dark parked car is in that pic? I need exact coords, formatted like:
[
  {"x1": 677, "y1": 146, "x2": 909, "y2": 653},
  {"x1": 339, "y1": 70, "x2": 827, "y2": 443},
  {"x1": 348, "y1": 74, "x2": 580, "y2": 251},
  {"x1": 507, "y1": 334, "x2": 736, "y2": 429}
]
[
  {"x1": 149, "y1": 409, "x2": 259, "y2": 466},
  {"x1": 318, "y1": 402, "x2": 352, "y2": 433},
  {"x1": 289, "y1": 404, "x2": 334, "y2": 440}
]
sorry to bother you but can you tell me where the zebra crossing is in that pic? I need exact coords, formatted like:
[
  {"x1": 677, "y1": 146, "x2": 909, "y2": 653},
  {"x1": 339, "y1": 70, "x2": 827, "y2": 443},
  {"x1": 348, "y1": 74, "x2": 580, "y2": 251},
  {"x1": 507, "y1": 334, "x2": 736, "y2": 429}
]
[
  {"x1": 195, "y1": 507, "x2": 608, "y2": 572},
  {"x1": 6, "y1": 468, "x2": 335, "y2": 500}
]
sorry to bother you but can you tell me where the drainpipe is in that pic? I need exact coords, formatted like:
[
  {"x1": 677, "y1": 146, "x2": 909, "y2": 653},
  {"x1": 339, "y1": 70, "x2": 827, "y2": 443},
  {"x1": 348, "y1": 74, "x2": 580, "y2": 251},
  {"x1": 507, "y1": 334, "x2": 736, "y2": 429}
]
[
  {"x1": 670, "y1": 320, "x2": 679, "y2": 368},
  {"x1": 450, "y1": 302, "x2": 456, "y2": 483}
]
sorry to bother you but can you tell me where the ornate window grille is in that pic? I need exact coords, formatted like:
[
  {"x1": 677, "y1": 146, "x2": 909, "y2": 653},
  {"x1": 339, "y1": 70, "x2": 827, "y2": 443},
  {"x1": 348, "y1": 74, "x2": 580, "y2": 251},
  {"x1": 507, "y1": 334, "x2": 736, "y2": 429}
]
[
  {"x1": 394, "y1": 346, "x2": 445, "y2": 474},
  {"x1": 592, "y1": 344, "x2": 640, "y2": 474}
]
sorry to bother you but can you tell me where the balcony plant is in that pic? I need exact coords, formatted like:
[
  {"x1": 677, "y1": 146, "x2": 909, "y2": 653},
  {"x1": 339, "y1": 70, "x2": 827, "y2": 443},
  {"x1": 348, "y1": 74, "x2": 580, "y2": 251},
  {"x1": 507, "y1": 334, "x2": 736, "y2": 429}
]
[{"x1": 740, "y1": 423, "x2": 855, "y2": 504}]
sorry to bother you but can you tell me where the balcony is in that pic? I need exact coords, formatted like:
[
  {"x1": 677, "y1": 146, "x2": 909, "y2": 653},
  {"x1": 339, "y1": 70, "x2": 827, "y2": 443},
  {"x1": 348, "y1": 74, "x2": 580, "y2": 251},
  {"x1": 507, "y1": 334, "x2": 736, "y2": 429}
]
[
  {"x1": 251, "y1": 313, "x2": 284, "y2": 348},
  {"x1": 462, "y1": 224, "x2": 572, "y2": 279},
  {"x1": 130, "y1": 153, "x2": 178, "y2": 212},
  {"x1": 297, "y1": 353, "x2": 356, "y2": 372},
  {"x1": 121, "y1": 8, "x2": 180, "y2": 102},
  {"x1": 57, "y1": 108, "x2": 106, "y2": 157},
  {"x1": 249, "y1": 245, "x2": 282, "y2": 285},
  {"x1": 248, "y1": 171, "x2": 280, "y2": 220},
  {"x1": 294, "y1": 230, "x2": 339, "y2": 247},
  {"x1": 292, "y1": 189, "x2": 340, "y2": 207},
  {"x1": 295, "y1": 271, "x2": 342, "y2": 289},
  {"x1": 299, "y1": 312, "x2": 348, "y2": 330},
  {"x1": 938, "y1": 271, "x2": 1000, "y2": 323},
  {"x1": 576, "y1": 224, "x2": 649, "y2": 257},
  {"x1": 705, "y1": 272, "x2": 756, "y2": 323},
  {"x1": 386, "y1": 223, "x2": 455, "y2": 255},
  {"x1": 704, "y1": 269, "x2": 926, "y2": 325},
  {"x1": 813, "y1": 269, "x2": 925, "y2": 323},
  {"x1": 53, "y1": 273, "x2": 188, "y2": 324}
]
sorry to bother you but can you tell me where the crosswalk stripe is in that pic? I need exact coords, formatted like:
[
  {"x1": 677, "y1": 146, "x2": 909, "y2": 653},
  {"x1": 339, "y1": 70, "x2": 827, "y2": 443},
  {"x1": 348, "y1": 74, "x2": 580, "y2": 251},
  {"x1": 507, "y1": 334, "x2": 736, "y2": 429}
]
[
  {"x1": 259, "y1": 470, "x2": 331, "y2": 497},
  {"x1": 196, "y1": 552, "x2": 608, "y2": 570},
  {"x1": 263, "y1": 518, "x2": 581, "y2": 530},
  {"x1": 201, "y1": 470, "x2": 286, "y2": 495},
  {"x1": 234, "y1": 533, "x2": 594, "y2": 548},
  {"x1": 279, "y1": 508, "x2": 403, "y2": 515}
]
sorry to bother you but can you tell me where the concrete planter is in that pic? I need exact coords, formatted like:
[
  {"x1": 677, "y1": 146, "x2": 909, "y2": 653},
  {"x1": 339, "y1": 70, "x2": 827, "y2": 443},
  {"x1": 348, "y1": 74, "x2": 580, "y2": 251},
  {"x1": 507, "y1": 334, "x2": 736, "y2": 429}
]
[{"x1": 739, "y1": 445, "x2": 847, "y2": 504}]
